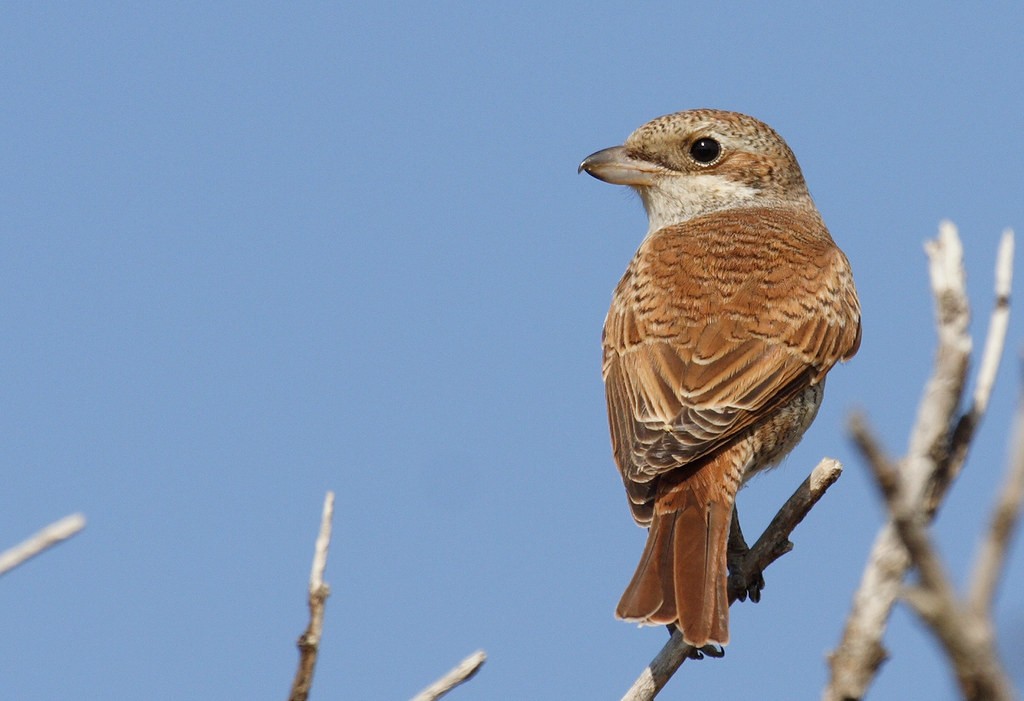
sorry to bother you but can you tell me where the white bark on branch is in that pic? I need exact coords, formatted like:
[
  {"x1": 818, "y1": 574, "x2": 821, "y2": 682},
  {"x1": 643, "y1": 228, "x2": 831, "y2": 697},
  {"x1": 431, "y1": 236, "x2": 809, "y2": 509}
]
[
  {"x1": 969, "y1": 230, "x2": 1014, "y2": 420},
  {"x1": 410, "y1": 650, "x2": 487, "y2": 701},
  {"x1": 288, "y1": 491, "x2": 335, "y2": 701},
  {"x1": 968, "y1": 377, "x2": 1024, "y2": 618},
  {"x1": 0, "y1": 513, "x2": 86, "y2": 577},
  {"x1": 824, "y1": 223, "x2": 1016, "y2": 700}
]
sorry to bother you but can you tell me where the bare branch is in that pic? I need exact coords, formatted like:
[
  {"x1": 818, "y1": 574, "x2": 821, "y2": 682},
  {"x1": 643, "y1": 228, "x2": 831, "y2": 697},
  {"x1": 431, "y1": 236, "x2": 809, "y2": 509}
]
[
  {"x1": 848, "y1": 412, "x2": 899, "y2": 500},
  {"x1": 908, "y1": 220, "x2": 971, "y2": 484},
  {"x1": 288, "y1": 491, "x2": 335, "y2": 701},
  {"x1": 0, "y1": 513, "x2": 86, "y2": 577},
  {"x1": 410, "y1": 650, "x2": 487, "y2": 701},
  {"x1": 745, "y1": 458, "x2": 843, "y2": 572},
  {"x1": 863, "y1": 429, "x2": 1016, "y2": 701},
  {"x1": 619, "y1": 628, "x2": 695, "y2": 701},
  {"x1": 622, "y1": 458, "x2": 843, "y2": 701},
  {"x1": 309, "y1": 491, "x2": 334, "y2": 593},
  {"x1": 968, "y1": 375, "x2": 1024, "y2": 616},
  {"x1": 932, "y1": 228, "x2": 1015, "y2": 514},
  {"x1": 969, "y1": 230, "x2": 1015, "y2": 419},
  {"x1": 859, "y1": 448, "x2": 959, "y2": 614},
  {"x1": 825, "y1": 224, "x2": 1016, "y2": 700},
  {"x1": 825, "y1": 222, "x2": 981, "y2": 700},
  {"x1": 897, "y1": 580, "x2": 1014, "y2": 701}
]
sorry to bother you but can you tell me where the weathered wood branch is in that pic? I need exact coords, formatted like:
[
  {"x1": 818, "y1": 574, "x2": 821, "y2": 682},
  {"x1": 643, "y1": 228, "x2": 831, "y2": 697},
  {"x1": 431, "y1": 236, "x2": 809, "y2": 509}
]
[
  {"x1": 288, "y1": 491, "x2": 335, "y2": 701},
  {"x1": 824, "y1": 223, "x2": 1016, "y2": 700}
]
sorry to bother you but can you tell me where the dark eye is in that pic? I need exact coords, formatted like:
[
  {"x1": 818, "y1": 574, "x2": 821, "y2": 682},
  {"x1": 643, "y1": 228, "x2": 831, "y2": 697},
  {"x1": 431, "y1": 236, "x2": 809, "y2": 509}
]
[{"x1": 689, "y1": 137, "x2": 721, "y2": 164}]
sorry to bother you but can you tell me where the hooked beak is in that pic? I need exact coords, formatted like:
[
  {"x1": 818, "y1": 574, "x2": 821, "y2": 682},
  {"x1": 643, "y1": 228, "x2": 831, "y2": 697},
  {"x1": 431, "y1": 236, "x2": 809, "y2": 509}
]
[{"x1": 578, "y1": 146, "x2": 663, "y2": 186}]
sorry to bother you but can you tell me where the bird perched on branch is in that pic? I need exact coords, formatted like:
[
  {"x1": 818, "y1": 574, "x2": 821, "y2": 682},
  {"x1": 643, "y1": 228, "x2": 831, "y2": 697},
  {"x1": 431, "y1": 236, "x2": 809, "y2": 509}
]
[{"x1": 580, "y1": 109, "x2": 861, "y2": 649}]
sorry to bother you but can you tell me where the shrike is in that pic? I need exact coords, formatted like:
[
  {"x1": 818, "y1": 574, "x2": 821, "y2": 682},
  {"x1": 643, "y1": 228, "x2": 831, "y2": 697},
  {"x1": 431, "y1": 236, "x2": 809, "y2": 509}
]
[{"x1": 580, "y1": 109, "x2": 861, "y2": 648}]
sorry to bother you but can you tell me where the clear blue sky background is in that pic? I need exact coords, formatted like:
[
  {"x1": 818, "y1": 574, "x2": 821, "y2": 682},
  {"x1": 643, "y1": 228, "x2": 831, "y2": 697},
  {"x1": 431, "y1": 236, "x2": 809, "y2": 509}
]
[{"x1": 2, "y1": 4, "x2": 1022, "y2": 700}]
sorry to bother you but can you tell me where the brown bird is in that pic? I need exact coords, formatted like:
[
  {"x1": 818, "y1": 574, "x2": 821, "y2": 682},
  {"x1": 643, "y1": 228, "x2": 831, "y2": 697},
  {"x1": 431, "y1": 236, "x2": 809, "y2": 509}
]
[{"x1": 579, "y1": 109, "x2": 860, "y2": 648}]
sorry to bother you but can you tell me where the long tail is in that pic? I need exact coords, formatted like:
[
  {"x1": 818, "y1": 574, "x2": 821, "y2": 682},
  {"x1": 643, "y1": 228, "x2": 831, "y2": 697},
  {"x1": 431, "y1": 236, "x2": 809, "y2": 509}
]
[{"x1": 616, "y1": 456, "x2": 737, "y2": 647}]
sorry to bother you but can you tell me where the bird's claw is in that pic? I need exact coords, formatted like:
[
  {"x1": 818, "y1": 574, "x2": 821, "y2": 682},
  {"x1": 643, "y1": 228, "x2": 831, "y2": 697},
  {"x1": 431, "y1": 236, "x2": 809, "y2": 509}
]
[
  {"x1": 728, "y1": 565, "x2": 765, "y2": 603},
  {"x1": 687, "y1": 644, "x2": 726, "y2": 660}
]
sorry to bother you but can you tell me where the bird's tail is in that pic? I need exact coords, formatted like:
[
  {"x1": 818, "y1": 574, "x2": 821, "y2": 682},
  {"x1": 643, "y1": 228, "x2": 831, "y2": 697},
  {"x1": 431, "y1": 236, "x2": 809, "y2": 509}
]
[{"x1": 615, "y1": 460, "x2": 735, "y2": 647}]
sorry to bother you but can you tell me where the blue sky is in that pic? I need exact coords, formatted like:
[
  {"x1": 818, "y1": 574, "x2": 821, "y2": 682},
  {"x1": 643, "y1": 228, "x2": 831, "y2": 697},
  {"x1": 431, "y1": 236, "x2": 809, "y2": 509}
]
[{"x1": 1, "y1": 3, "x2": 1022, "y2": 699}]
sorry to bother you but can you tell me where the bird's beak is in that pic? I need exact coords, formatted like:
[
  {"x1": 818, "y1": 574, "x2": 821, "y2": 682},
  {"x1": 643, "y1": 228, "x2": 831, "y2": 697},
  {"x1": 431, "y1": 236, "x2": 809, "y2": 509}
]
[{"x1": 578, "y1": 146, "x2": 663, "y2": 186}]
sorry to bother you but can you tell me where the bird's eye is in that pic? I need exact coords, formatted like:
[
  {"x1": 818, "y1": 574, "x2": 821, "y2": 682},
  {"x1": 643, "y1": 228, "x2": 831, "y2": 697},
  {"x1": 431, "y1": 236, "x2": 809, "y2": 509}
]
[{"x1": 689, "y1": 137, "x2": 721, "y2": 165}]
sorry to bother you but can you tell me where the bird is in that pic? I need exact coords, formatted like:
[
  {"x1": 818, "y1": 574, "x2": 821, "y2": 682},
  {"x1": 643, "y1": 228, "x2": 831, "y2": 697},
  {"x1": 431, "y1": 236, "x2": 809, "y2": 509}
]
[{"x1": 579, "y1": 109, "x2": 861, "y2": 649}]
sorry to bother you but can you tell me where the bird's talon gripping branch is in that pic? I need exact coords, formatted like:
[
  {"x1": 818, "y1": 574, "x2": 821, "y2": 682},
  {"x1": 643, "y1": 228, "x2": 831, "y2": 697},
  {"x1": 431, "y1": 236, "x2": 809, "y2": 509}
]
[
  {"x1": 728, "y1": 565, "x2": 766, "y2": 604},
  {"x1": 754, "y1": 576, "x2": 765, "y2": 603},
  {"x1": 748, "y1": 571, "x2": 766, "y2": 604},
  {"x1": 727, "y1": 508, "x2": 765, "y2": 603},
  {"x1": 698, "y1": 644, "x2": 726, "y2": 659}
]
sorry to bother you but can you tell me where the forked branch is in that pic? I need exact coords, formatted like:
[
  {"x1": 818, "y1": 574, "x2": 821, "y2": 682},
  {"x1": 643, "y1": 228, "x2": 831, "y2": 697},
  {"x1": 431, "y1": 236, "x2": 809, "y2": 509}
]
[{"x1": 824, "y1": 223, "x2": 1016, "y2": 700}]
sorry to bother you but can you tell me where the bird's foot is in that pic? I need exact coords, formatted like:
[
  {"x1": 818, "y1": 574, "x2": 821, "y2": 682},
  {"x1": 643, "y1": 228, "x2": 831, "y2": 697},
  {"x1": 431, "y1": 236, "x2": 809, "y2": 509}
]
[
  {"x1": 687, "y1": 644, "x2": 726, "y2": 660},
  {"x1": 727, "y1": 506, "x2": 765, "y2": 603},
  {"x1": 667, "y1": 626, "x2": 727, "y2": 659},
  {"x1": 728, "y1": 560, "x2": 765, "y2": 603}
]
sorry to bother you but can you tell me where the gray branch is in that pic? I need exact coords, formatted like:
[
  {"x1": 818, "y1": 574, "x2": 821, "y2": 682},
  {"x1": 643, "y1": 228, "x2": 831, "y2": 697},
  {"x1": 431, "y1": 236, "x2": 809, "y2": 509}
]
[{"x1": 824, "y1": 223, "x2": 1016, "y2": 700}]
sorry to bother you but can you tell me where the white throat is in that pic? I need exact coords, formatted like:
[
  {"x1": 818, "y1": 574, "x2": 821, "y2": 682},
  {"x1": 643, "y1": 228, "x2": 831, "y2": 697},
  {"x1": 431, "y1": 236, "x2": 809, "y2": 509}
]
[{"x1": 638, "y1": 174, "x2": 761, "y2": 234}]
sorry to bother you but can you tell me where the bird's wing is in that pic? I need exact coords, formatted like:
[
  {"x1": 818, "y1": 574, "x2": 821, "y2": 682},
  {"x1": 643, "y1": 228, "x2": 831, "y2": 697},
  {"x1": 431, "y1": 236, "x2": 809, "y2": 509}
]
[{"x1": 603, "y1": 208, "x2": 860, "y2": 516}]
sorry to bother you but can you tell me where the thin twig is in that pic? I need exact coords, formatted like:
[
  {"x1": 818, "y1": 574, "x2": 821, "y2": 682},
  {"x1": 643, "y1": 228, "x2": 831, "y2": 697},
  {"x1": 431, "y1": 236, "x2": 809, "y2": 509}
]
[
  {"x1": 0, "y1": 513, "x2": 86, "y2": 577},
  {"x1": 410, "y1": 650, "x2": 487, "y2": 701},
  {"x1": 848, "y1": 412, "x2": 899, "y2": 500},
  {"x1": 969, "y1": 230, "x2": 1015, "y2": 419},
  {"x1": 622, "y1": 458, "x2": 843, "y2": 701},
  {"x1": 968, "y1": 373, "x2": 1024, "y2": 616},
  {"x1": 745, "y1": 458, "x2": 844, "y2": 574},
  {"x1": 288, "y1": 491, "x2": 335, "y2": 701},
  {"x1": 934, "y1": 228, "x2": 1016, "y2": 514}
]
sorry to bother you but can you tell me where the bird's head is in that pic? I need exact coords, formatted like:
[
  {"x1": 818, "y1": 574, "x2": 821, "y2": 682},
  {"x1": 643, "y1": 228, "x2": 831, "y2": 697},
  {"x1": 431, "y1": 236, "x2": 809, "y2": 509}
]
[{"x1": 579, "y1": 109, "x2": 815, "y2": 232}]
